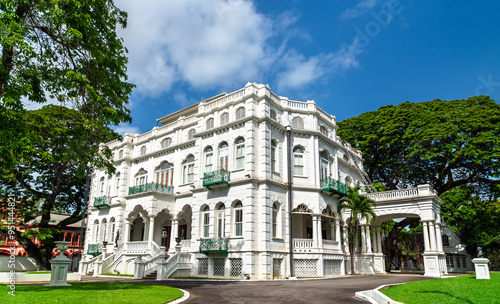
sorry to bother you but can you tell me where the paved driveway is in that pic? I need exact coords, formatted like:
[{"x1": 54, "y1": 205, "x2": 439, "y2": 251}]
[{"x1": 143, "y1": 274, "x2": 430, "y2": 304}]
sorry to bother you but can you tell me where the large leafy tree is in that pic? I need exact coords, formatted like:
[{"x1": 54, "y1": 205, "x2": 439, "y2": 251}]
[
  {"x1": 0, "y1": 105, "x2": 118, "y2": 269},
  {"x1": 0, "y1": 0, "x2": 133, "y2": 268},
  {"x1": 1, "y1": 0, "x2": 133, "y2": 171},
  {"x1": 339, "y1": 186, "x2": 377, "y2": 275},
  {"x1": 338, "y1": 96, "x2": 500, "y2": 257}
]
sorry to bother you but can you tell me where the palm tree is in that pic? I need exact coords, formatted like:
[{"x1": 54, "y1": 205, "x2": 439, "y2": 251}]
[{"x1": 339, "y1": 186, "x2": 377, "y2": 275}]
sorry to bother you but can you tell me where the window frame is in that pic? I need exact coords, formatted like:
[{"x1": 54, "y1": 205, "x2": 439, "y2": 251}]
[
  {"x1": 293, "y1": 146, "x2": 304, "y2": 176},
  {"x1": 235, "y1": 137, "x2": 245, "y2": 170},
  {"x1": 233, "y1": 201, "x2": 243, "y2": 237},
  {"x1": 204, "y1": 146, "x2": 214, "y2": 172},
  {"x1": 182, "y1": 155, "x2": 195, "y2": 184},
  {"x1": 235, "y1": 107, "x2": 245, "y2": 119},
  {"x1": 206, "y1": 118, "x2": 214, "y2": 130}
]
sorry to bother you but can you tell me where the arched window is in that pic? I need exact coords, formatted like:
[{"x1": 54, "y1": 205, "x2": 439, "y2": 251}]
[
  {"x1": 182, "y1": 155, "x2": 195, "y2": 184},
  {"x1": 292, "y1": 117, "x2": 304, "y2": 129},
  {"x1": 161, "y1": 138, "x2": 172, "y2": 148},
  {"x1": 216, "y1": 203, "x2": 226, "y2": 238},
  {"x1": 99, "y1": 177, "x2": 105, "y2": 196},
  {"x1": 219, "y1": 142, "x2": 229, "y2": 171},
  {"x1": 235, "y1": 107, "x2": 245, "y2": 119},
  {"x1": 135, "y1": 168, "x2": 148, "y2": 186},
  {"x1": 155, "y1": 162, "x2": 174, "y2": 186},
  {"x1": 110, "y1": 218, "x2": 116, "y2": 244},
  {"x1": 271, "y1": 140, "x2": 277, "y2": 172},
  {"x1": 94, "y1": 220, "x2": 100, "y2": 243},
  {"x1": 272, "y1": 202, "x2": 279, "y2": 237},
  {"x1": 220, "y1": 113, "x2": 229, "y2": 125},
  {"x1": 442, "y1": 235, "x2": 450, "y2": 247},
  {"x1": 233, "y1": 201, "x2": 243, "y2": 237},
  {"x1": 320, "y1": 125, "x2": 328, "y2": 136},
  {"x1": 188, "y1": 129, "x2": 195, "y2": 140},
  {"x1": 202, "y1": 205, "x2": 210, "y2": 238},
  {"x1": 345, "y1": 176, "x2": 352, "y2": 186},
  {"x1": 270, "y1": 109, "x2": 277, "y2": 121},
  {"x1": 107, "y1": 175, "x2": 112, "y2": 196},
  {"x1": 102, "y1": 219, "x2": 108, "y2": 243},
  {"x1": 140, "y1": 146, "x2": 147, "y2": 155},
  {"x1": 322, "y1": 206, "x2": 334, "y2": 217},
  {"x1": 235, "y1": 137, "x2": 245, "y2": 170},
  {"x1": 204, "y1": 146, "x2": 213, "y2": 172},
  {"x1": 343, "y1": 153, "x2": 349, "y2": 162},
  {"x1": 118, "y1": 150, "x2": 124, "y2": 159},
  {"x1": 293, "y1": 146, "x2": 304, "y2": 175},
  {"x1": 320, "y1": 150, "x2": 331, "y2": 179},
  {"x1": 293, "y1": 204, "x2": 311, "y2": 213},
  {"x1": 115, "y1": 172, "x2": 121, "y2": 196},
  {"x1": 206, "y1": 118, "x2": 214, "y2": 130}
]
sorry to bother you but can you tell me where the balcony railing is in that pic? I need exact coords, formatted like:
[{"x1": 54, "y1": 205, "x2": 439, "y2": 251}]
[
  {"x1": 128, "y1": 182, "x2": 174, "y2": 195},
  {"x1": 93, "y1": 196, "x2": 111, "y2": 208},
  {"x1": 320, "y1": 177, "x2": 348, "y2": 196},
  {"x1": 87, "y1": 243, "x2": 101, "y2": 255},
  {"x1": 203, "y1": 169, "x2": 230, "y2": 189},
  {"x1": 199, "y1": 238, "x2": 229, "y2": 253}
]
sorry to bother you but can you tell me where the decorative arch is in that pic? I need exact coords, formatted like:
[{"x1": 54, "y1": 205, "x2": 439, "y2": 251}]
[{"x1": 293, "y1": 204, "x2": 312, "y2": 213}]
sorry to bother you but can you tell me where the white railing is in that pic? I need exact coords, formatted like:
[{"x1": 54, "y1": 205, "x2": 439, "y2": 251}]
[
  {"x1": 183, "y1": 114, "x2": 198, "y2": 125},
  {"x1": 287, "y1": 100, "x2": 308, "y2": 109},
  {"x1": 101, "y1": 253, "x2": 116, "y2": 270},
  {"x1": 80, "y1": 254, "x2": 101, "y2": 275},
  {"x1": 367, "y1": 188, "x2": 420, "y2": 201},
  {"x1": 151, "y1": 241, "x2": 161, "y2": 256},
  {"x1": 293, "y1": 238, "x2": 314, "y2": 249},
  {"x1": 125, "y1": 241, "x2": 149, "y2": 254},
  {"x1": 180, "y1": 240, "x2": 191, "y2": 252},
  {"x1": 322, "y1": 239, "x2": 340, "y2": 251},
  {"x1": 204, "y1": 88, "x2": 246, "y2": 112}
]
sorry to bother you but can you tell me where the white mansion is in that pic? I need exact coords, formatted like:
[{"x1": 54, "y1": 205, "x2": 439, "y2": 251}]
[{"x1": 80, "y1": 82, "x2": 451, "y2": 279}]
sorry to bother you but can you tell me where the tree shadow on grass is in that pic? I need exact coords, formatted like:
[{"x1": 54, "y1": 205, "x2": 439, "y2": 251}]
[{"x1": 417, "y1": 291, "x2": 474, "y2": 304}]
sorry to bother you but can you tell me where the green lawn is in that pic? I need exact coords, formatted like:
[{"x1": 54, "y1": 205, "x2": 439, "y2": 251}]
[
  {"x1": 381, "y1": 273, "x2": 500, "y2": 304},
  {"x1": 0, "y1": 282, "x2": 183, "y2": 304}
]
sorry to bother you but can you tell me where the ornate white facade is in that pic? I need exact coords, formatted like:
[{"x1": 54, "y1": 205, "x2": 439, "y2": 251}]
[{"x1": 80, "y1": 82, "x2": 446, "y2": 279}]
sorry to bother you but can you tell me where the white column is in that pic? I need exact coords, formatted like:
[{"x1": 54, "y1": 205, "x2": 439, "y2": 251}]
[
  {"x1": 343, "y1": 225, "x2": 349, "y2": 253},
  {"x1": 428, "y1": 221, "x2": 437, "y2": 252},
  {"x1": 422, "y1": 221, "x2": 430, "y2": 253},
  {"x1": 361, "y1": 225, "x2": 366, "y2": 253},
  {"x1": 435, "y1": 220, "x2": 443, "y2": 253},
  {"x1": 312, "y1": 215, "x2": 319, "y2": 248},
  {"x1": 317, "y1": 216, "x2": 323, "y2": 249},
  {"x1": 148, "y1": 217, "x2": 155, "y2": 248},
  {"x1": 376, "y1": 227, "x2": 382, "y2": 254},
  {"x1": 124, "y1": 219, "x2": 131, "y2": 243},
  {"x1": 335, "y1": 220, "x2": 341, "y2": 243},
  {"x1": 366, "y1": 226, "x2": 372, "y2": 253},
  {"x1": 372, "y1": 228, "x2": 377, "y2": 253},
  {"x1": 169, "y1": 219, "x2": 178, "y2": 252}
]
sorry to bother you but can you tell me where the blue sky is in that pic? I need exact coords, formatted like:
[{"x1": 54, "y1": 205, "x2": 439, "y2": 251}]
[{"x1": 112, "y1": 0, "x2": 500, "y2": 135}]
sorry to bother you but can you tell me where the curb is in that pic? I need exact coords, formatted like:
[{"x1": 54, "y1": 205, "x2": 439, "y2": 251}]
[
  {"x1": 170, "y1": 288, "x2": 190, "y2": 304},
  {"x1": 355, "y1": 283, "x2": 403, "y2": 304}
]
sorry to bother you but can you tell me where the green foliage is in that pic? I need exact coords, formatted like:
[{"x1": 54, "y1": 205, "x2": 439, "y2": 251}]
[
  {"x1": 1, "y1": 0, "x2": 134, "y2": 172},
  {"x1": 382, "y1": 274, "x2": 500, "y2": 304},
  {"x1": 338, "y1": 96, "x2": 500, "y2": 196},
  {"x1": 440, "y1": 186, "x2": 500, "y2": 253},
  {"x1": 0, "y1": 105, "x2": 120, "y2": 268}
]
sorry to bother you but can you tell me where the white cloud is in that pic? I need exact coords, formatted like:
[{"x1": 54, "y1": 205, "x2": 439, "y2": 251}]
[
  {"x1": 116, "y1": 0, "x2": 277, "y2": 97},
  {"x1": 114, "y1": 0, "x2": 365, "y2": 98},
  {"x1": 276, "y1": 39, "x2": 362, "y2": 91},
  {"x1": 114, "y1": 124, "x2": 140, "y2": 135},
  {"x1": 340, "y1": 0, "x2": 378, "y2": 20}
]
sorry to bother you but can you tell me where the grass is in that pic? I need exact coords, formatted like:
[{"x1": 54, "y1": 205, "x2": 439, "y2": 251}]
[
  {"x1": 99, "y1": 273, "x2": 134, "y2": 277},
  {"x1": 26, "y1": 271, "x2": 52, "y2": 274},
  {"x1": 0, "y1": 282, "x2": 183, "y2": 304},
  {"x1": 381, "y1": 273, "x2": 500, "y2": 304}
]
